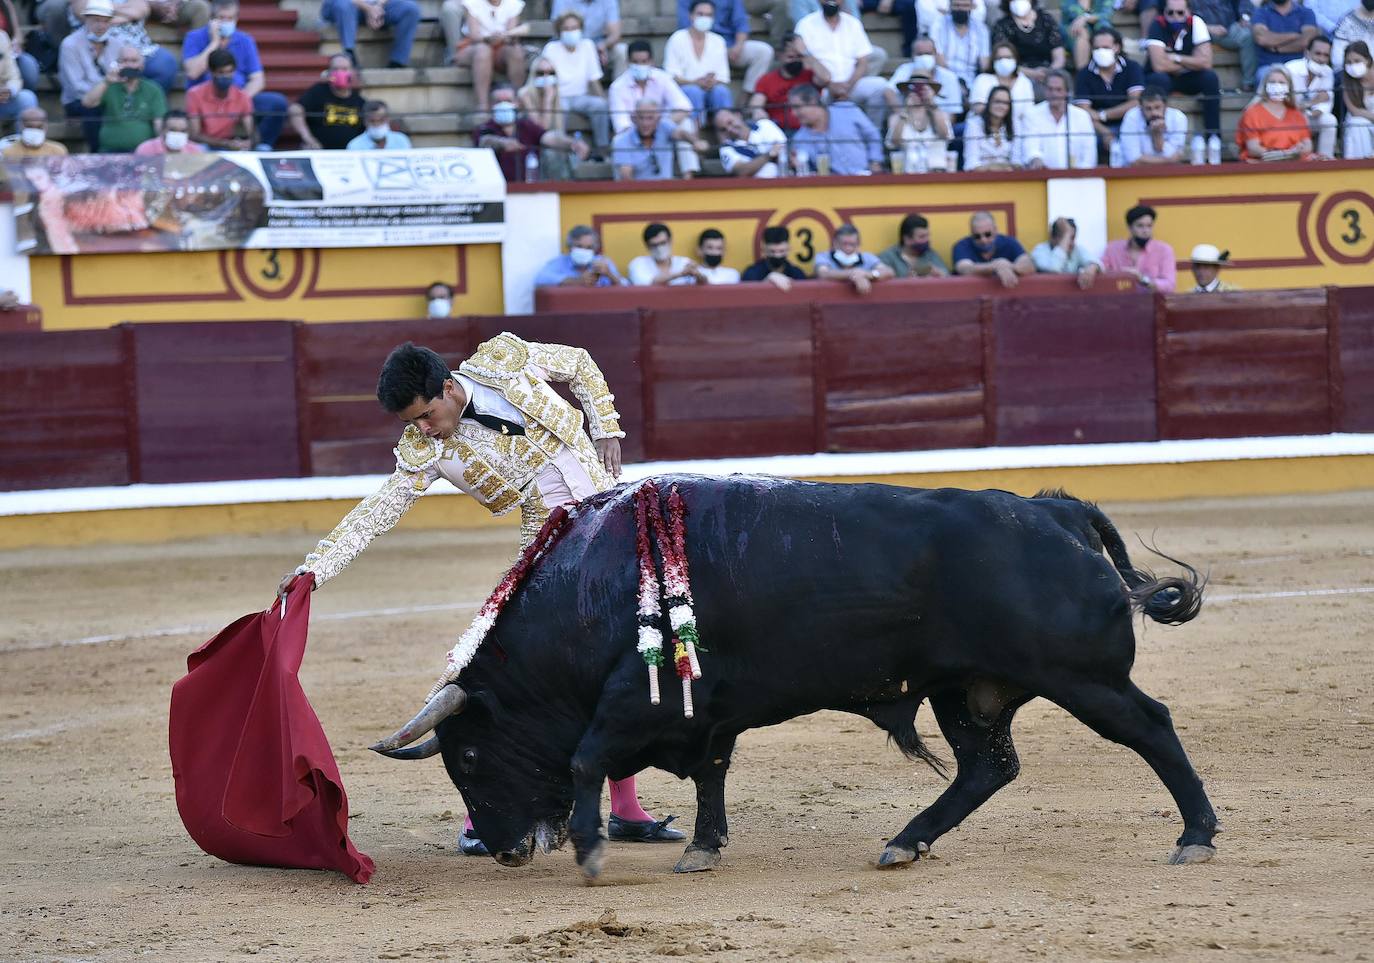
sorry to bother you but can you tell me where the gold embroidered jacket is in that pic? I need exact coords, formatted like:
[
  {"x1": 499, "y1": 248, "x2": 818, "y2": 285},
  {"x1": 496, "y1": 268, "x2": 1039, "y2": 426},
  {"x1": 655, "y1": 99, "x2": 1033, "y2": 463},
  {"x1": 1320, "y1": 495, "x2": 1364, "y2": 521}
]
[{"x1": 298, "y1": 333, "x2": 623, "y2": 586}]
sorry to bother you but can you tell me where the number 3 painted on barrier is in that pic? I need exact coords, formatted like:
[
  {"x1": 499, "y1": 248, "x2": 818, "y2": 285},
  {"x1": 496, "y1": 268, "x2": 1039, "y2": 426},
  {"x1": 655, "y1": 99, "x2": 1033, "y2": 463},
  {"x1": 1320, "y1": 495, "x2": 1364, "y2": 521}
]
[
  {"x1": 1340, "y1": 209, "x2": 1365, "y2": 246},
  {"x1": 796, "y1": 228, "x2": 815, "y2": 264},
  {"x1": 261, "y1": 249, "x2": 282, "y2": 281}
]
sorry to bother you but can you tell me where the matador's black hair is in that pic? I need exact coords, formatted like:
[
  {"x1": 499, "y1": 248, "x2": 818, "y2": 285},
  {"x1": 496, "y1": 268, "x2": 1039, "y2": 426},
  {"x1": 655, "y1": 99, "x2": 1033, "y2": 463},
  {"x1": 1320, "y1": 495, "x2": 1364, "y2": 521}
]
[{"x1": 376, "y1": 342, "x2": 451, "y2": 413}]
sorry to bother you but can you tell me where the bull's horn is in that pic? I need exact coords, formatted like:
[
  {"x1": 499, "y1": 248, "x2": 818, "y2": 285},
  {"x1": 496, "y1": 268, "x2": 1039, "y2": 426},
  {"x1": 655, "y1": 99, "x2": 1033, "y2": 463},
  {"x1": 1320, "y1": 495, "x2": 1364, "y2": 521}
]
[
  {"x1": 374, "y1": 735, "x2": 442, "y2": 760},
  {"x1": 369, "y1": 684, "x2": 467, "y2": 753}
]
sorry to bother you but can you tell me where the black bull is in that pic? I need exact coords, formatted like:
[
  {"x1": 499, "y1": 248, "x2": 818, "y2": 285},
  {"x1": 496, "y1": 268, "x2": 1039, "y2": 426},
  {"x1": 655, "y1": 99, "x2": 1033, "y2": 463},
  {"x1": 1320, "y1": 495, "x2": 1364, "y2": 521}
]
[{"x1": 373, "y1": 476, "x2": 1219, "y2": 879}]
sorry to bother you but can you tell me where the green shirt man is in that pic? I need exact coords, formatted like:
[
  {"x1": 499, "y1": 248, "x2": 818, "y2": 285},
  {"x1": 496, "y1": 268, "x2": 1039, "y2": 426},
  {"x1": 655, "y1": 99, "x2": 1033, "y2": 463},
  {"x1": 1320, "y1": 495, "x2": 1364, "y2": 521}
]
[{"x1": 877, "y1": 214, "x2": 951, "y2": 278}]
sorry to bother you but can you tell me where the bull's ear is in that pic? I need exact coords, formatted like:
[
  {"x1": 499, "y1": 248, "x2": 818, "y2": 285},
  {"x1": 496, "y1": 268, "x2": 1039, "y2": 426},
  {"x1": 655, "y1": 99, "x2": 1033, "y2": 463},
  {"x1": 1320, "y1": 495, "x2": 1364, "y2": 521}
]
[{"x1": 449, "y1": 686, "x2": 502, "y2": 727}]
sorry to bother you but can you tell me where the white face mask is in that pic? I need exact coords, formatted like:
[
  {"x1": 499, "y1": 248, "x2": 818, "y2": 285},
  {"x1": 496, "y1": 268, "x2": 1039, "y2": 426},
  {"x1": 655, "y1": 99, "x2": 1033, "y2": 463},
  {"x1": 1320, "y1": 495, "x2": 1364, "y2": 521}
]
[
  {"x1": 20, "y1": 127, "x2": 46, "y2": 148},
  {"x1": 533, "y1": 74, "x2": 556, "y2": 88},
  {"x1": 651, "y1": 242, "x2": 672, "y2": 262},
  {"x1": 911, "y1": 54, "x2": 936, "y2": 72},
  {"x1": 491, "y1": 102, "x2": 517, "y2": 125},
  {"x1": 630, "y1": 63, "x2": 652, "y2": 82},
  {"x1": 163, "y1": 130, "x2": 189, "y2": 151},
  {"x1": 1347, "y1": 61, "x2": 1369, "y2": 80},
  {"x1": 832, "y1": 249, "x2": 861, "y2": 267},
  {"x1": 1092, "y1": 47, "x2": 1117, "y2": 69},
  {"x1": 427, "y1": 298, "x2": 452, "y2": 318},
  {"x1": 1265, "y1": 82, "x2": 1289, "y2": 102},
  {"x1": 692, "y1": 14, "x2": 715, "y2": 32},
  {"x1": 367, "y1": 123, "x2": 390, "y2": 139},
  {"x1": 570, "y1": 246, "x2": 596, "y2": 266},
  {"x1": 1009, "y1": 0, "x2": 1032, "y2": 17},
  {"x1": 560, "y1": 29, "x2": 582, "y2": 47},
  {"x1": 993, "y1": 57, "x2": 1017, "y2": 77}
]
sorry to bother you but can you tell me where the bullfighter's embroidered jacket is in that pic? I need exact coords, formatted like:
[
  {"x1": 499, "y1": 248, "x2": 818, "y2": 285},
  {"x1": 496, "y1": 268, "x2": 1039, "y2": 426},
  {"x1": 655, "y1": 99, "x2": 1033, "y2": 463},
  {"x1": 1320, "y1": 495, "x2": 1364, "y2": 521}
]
[{"x1": 297, "y1": 333, "x2": 623, "y2": 586}]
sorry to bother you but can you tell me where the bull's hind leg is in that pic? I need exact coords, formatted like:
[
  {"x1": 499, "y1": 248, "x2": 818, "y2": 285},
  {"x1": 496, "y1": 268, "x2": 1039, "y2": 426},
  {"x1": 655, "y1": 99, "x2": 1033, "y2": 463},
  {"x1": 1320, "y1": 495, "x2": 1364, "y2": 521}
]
[
  {"x1": 1051, "y1": 680, "x2": 1219, "y2": 864},
  {"x1": 674, "y1": 735, "x2": 736, "y2": 874},
  {"x1": 878, "y1": 683, "x2": 1029, "y2": 867}
]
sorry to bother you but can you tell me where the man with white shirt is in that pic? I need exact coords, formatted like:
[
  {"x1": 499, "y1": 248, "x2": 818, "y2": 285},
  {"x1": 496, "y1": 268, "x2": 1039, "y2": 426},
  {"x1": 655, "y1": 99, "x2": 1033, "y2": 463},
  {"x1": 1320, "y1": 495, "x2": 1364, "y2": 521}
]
[
  {"x1": 794, "y1": 0, "x2": 888, "y2": 124},
  {"x1": 1117, "y1": 85, "x2": 1190, "y2": 164},
  {"x1": 696, "y1": 229, "x2": 741, "y2": 283},
  {"x1": 628, "y1": 222, "x2": 703, "y2": 285},
  {"x1": 929, "y1": 0, "x2": 990, "y2": 89},
  {"x1": 1285, "y1": 34, "x2": 1337, "y2": 157},
  {"x1": 540, "y1": 10, "x2": 611, "y2": 148},
  {"x1": 1023, "y1": 69, "x2": 1098, "y2": 169},
  {"x1": 714, "y1": 105, "x2": 788, "y2": 175},
  {"x1": 609, "y1": 40, "x2": 704, "y2": 175},
  {"x1": 887, "y1": 36, "x2": 966, "y2": 120}
]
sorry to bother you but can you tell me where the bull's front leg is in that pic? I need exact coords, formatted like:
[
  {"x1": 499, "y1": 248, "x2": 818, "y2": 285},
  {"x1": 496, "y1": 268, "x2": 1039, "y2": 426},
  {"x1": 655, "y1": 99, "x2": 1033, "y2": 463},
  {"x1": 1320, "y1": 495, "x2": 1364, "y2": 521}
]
[
  {"x1": 674, "y1": 735, "x2": 736, "y2": 874},
  {"x1": 567, "y1": 750, "x2": 609, "y2": 881}
]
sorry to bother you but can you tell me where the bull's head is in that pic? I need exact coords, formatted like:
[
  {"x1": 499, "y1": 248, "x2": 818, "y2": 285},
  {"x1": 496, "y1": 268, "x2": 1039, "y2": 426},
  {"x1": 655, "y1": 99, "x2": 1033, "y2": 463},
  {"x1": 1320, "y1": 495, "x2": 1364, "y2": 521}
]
[{"x1": 371, "y1": 684, "x2": 575, "y2": 865}]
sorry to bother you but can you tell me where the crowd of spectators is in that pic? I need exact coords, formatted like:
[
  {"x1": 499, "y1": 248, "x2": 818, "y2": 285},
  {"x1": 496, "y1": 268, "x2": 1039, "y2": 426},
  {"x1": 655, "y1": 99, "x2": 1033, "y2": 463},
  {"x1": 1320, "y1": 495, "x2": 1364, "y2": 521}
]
[{"x1": 1, "y1": 0, "x2": 1372, "y2": 170}]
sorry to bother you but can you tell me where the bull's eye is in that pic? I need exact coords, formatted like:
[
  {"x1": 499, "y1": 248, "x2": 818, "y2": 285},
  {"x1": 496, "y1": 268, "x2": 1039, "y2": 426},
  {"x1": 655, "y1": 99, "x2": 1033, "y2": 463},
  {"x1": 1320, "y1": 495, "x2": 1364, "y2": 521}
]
[{"x1": 459, "y1": 748, "x2": 478, "y2": 773}]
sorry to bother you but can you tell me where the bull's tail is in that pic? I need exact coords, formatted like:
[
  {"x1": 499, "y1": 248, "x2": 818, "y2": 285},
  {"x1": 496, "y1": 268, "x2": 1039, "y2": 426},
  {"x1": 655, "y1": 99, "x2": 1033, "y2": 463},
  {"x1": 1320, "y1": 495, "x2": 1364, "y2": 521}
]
[{"x1": 1035, "y1": 489, "x2": 1205, "y2": 626}]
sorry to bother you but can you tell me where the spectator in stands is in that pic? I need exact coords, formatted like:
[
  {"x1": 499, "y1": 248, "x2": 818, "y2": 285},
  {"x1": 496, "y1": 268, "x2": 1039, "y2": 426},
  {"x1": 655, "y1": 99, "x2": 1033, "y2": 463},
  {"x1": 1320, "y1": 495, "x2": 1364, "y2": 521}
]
[
  {"x1": 613, "y1": 99, "x2": 698, "y2": 179},
  {"x1": 1188, "y1": 242, "x2": 1237, "y2": 291},
  {"x1": 182, "y1": 0, "x2": 289, "y2": 150},
  {"x1": 788, "y1": 82, "x2": 884, "y2": 172},
  {"x1": 0, "y1": 29, "x2": 38, "y2": 128},
  {"x1": 1334, "y1": 2, "x2": 1374, "y2": 67},
  {"x1": 0, "y1": 288, "x2": 18, "y2": 308},
  {"x1": 917, "y1": 0, "x2": 989, "y2": 23},
  {"x1": 676, "y1": 0, "x2": 773, "y2": 93},
  {"x1": 41, "y1": 0, "x2": 210, "y2": 45},
  {"x1": 665, "y1": 0, "x2": 734, "y2": 122},
  {"x1": 953, "y1": 210, "x2": 1034, "y2": 287},
  {"x1": 887, "y1": 37, "x2": 964, "y2": 122},
  {"x1": 1074, "y1": 26, "x2": 1144, "y2": 153},
  {"x1": 452, "y1": 0, "x2": 529, "y2": 114},
  {"x1": 749, "y1": 32, "x2": 830, "y2": 131},
  {"x1": 549, "y1": 0, "x2": 623, "y2": 75},
  {"x1": 1100, "y1": 204, "x2": 1176, "y2": 290},
  {"x1": 970, "y1": 41, "x2": 1035, "y2": 126},
  {"x1": 931, "y1": 0, "x2": 991, "y2": 90},
  {"x1": 963, "y1": 83, "x2": 1025, "y2": 168},
  {"x1": 815, "y1": 223, "x2": 893, "y2": 294},
  {"x1": 135, "y1": 106, "x2": 204, "y2": 153},
  {"x1": 1062, "y1": 0, "x2": 1115, "y2": 69},
  {"x1": 990, "y1": 0, "x2": 1065, "y2": 86},
  {"x1": 1342, "y1": 42, "x2": 1374, "y2": 159},
  {"x1": 794, "y1": 0, "x2": 888, "y2": 123},
  {"x1": 1143, "y1": 0, "x2": 1222, "y2": 143},
  {"x1": 534, "y1": 224, "x2": 626, "y2": 287},
  {"x1": 320, "y1": 0, "x2": 420, "y2": 69},
  {"x1": 426, "y1": 281, "x2": 454, "y2": 317},
  {"x1": 1024, "y1": 68, "x2": 1098, "y2": 168},
  {"x1": 186, "y1": 49, "x2": 255, "y2": 150},
  {"x1": 67, "y1": 0, "x2": 181, "y2": 91},
  {"x1": 1251, "y1": 0, "x2": 1318, "y2": 90},
  {"x1": 0, "y1": 0, "x2": 40, "y2": 95},
  {"x1": 742, "y1": 224, "x2": 808, "y2": 290},
  {"x1": 347, "y1": 99, "x2": 412, "y2": 148},
  {"x1": 885, "y1": 73, "x2": 953, "y2": 171},
  {"x1": 541, "y1": 11, "x2": 612, "y2": 150},
  {"x1": 58, "y1": 0, "x2": 122, "y2": 149},
  {"x1": 289, "y1": 54, "x2": 366, "y2": 149},
  {"x1": 610, "y1": 40, "x2": 704, "y2": 176},
  {"x1": 1194, "y1": 0, "x2": 1258, "y2": 93},
  {"x1": 86, "y1": 44, "x2": 166, "y2": 152},
  {"x1": 697, "y1": 228, "x2": 740, "y2": 283},
  {"x1": 3, "y1": 107, "x2": 69, "y2": 159},
  {"x1": 628, "y1": 222, "x2": 702, "y2": 285},
  {"x1": 476, "y1": 82, "x2": 589, "y2": 181},
  {"x1": 878, "y1": 212, "x2": 950, "y2": 277},
  {"x1": 1306, "y1": 0, "x2": 1350, "y2": 38},
  {"x1": 1287, "y1": 34, "x2": 1336, "y2": 157},
  {"x1": 1237, "y1": 65, "x2": 1314, "y2": 159},
  {"x1": 519, "y1": 55, "x2": 564, "y2": 131},
  {"x1": 1117, "y1": 84, "x2": 1190, "y2": 163},
  {"x1": 714, "y1": 104, "x2": 788, "y2": 175},
  {"x1": 1031, "y1": 216, "x2": 1101, "y2": 288}
]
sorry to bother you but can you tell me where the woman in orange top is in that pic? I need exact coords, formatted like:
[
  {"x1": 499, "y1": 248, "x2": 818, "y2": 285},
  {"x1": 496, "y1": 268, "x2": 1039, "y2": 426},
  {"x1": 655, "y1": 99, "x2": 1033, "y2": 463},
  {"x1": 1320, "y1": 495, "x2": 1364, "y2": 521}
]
[{"x1": 1236, "y1": 66, "x2": 1314, "y2": 162}]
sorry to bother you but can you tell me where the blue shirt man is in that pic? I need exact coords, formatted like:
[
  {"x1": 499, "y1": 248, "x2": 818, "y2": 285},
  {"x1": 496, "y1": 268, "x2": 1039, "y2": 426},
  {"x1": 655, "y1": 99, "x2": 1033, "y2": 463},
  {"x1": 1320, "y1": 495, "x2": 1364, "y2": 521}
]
[
  {"x1": 612, "y1": 115, "x2": 678, "y2": 180},
  {"x1": 182, "y1": 26, "x2": 263, "y2": 88},
  {"x1": 790, "y1": 99, "x2": 882, "y2": 175},
  {"x1": 534, "y1": 226, "x2": 627, "y2": 287},
  {"x1": 182, "y1": 0, "x2": 290, "y2": 149},
  {"x1": 1252, "y1": 0, "x2": 1318, "y2": 74}
]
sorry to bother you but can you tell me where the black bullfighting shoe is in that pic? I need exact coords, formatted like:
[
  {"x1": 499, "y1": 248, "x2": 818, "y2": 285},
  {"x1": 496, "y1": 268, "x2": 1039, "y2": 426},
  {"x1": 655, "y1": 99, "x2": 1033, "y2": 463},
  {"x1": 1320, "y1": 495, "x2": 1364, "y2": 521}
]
[
  {"x1": 607, "y1": 814, "x2": 686, "y2": 843},
  {"x1": 457, "y1": 829, "x2": 490, "y2": 857}
]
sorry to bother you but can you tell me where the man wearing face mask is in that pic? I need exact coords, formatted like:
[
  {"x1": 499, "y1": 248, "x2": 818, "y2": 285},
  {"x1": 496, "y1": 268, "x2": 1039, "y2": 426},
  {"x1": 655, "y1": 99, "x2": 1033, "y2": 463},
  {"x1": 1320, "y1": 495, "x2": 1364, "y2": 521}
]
[
  {"x1": 58, "y1": 0, "x2": 122, "y2": 150},
  {"x1": 186, "y1": 48, "x2": 256, "y2": 150},
  {"x1": 1074, "y1": 26, "x2": 1144, "y2": 153},
  {"x1": 2, "y1": 107, "x2": 69, "y2": 160},
  {"x1": 931, "y1": 0, "x2": 991, "y2": 90},
  {"x1": 1250, "y1": 0, "x2": 1317, "y2": 91},
  {"x1": 749, "y1": 33, "x2": 830, "y2": 131},
  {"x1": 289, "y1": 53, "x2": 366, "y2": 150},
  {"x1": 1143, "y1": 0, "x2": 1222, "y2": 142},
  {"x1": 475, "y1": 83, "x2": 589, "y2": 181},
  {"x1": 425, "y1": 282, "x2": 455, "y2": 318},
  {"x1": 346, "y1": 99, "x2": 412, "y2": 149},
  {"x1": 628, "y1": 222, "x2": 703, "y2": 286},
  {"x1": 795, "y1": 0, "x2": 890, "y2": 125},
  {"x1": 887, "y1": 37, "x2": 964, "y2": 120},
  {"x1": 182, "y1": 0, "x2": 290, "y2": 150},
  {"x1": 1333, "y1": 0, "x2": 1374, "y2": 68},
  {"x1": 135, "y1": 108, "x2": 207, "y2": 154},
  {"x1": 878, "y1": 213, "x2": 950, "y2": 278},
  {"x1": 608, "y1": 40, "x2": 703, "y2": 176},
  {"x1": 695, "y1": 229, "x2": 740, "y2": 283},
  {"x1": 1100, "y1": 204, "x2": 1176, "y2": 291},
  {"x1": 535, "y1": 225, "x2": 626, "y2": 288},
  {"x1": 85, "y1": 44, "x2": 167, "y2": 153},
  {"x1": 815, "y1": 224, "x2": 892, "y2": 295},
  {"x1": 742, "y1": 225, "x2": 809, "y2": 291},
  {"x1": 1285, "y1": 34, "x2": 1335, "y2": 158}
]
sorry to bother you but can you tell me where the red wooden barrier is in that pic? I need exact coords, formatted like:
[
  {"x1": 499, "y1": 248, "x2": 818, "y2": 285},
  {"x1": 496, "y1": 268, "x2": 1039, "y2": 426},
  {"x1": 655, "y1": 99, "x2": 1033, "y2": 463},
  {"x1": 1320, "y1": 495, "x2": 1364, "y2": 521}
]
[
  {"x1": 1331, "y1": 286, "x2": 1374, "y2": 433},
  {"x1": 0, "y1": 305, "x2": 41, "y2": 333}
]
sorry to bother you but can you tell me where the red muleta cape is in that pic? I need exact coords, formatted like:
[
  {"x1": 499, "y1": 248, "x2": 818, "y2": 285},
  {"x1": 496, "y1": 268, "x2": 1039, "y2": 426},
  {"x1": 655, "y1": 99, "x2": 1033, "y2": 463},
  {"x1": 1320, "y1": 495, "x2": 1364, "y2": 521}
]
[{"x1": 169, "y1": 575, "x2": 374, "y2": 883}]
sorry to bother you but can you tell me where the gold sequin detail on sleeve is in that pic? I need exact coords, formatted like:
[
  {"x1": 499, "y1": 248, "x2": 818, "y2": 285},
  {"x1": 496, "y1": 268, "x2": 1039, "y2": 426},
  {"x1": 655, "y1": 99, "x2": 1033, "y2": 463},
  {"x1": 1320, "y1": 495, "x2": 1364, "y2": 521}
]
[
  {"x1": 524, "y1": 338, "x2": 625, "y2": 441},
  {"x1": 299, "y1": 469, "x2": 423, "y2": 587}
]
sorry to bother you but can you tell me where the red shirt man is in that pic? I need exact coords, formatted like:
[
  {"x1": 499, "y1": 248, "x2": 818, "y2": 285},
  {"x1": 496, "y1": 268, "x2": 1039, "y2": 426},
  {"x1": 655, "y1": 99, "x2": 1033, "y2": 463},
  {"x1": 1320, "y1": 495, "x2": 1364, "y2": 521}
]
[{"x1": 748, "y1": 33, "x2": 831, "y2": 131}]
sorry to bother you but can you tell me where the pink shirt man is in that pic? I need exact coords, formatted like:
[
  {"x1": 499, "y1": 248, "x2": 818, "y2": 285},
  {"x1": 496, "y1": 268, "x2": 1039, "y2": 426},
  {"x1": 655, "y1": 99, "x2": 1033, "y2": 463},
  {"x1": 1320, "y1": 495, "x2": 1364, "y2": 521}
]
[{"x1": 1100, "y1": 237, "x2": 1177, "y2": 292}]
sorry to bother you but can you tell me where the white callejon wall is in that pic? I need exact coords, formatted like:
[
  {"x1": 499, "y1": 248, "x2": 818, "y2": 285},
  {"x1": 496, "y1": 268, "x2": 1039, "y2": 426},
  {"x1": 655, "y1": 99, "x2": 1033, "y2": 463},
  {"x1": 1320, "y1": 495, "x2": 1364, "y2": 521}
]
[
  {"x1": 501, "y1": 192, "x2": 563, "y2": 315},
  {"x1": 1045, "y1": 176, "x2": 1109, "y2": 261},
  {"x1": 0, "y1": 203, "x2": 32, "y2": 302}
]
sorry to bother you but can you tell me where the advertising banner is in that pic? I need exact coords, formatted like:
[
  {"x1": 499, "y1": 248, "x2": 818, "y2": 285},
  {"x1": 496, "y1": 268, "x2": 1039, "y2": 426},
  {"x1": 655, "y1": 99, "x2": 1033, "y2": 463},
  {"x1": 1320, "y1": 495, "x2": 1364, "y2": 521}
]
[{"x1": 5, "y1": 148, "x2": 506, "y2": 256}]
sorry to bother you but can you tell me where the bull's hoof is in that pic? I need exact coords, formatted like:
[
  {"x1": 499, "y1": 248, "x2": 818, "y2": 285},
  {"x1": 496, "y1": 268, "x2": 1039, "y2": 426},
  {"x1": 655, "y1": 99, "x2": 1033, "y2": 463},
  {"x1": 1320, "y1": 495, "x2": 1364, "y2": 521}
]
[
  {"x1": 1168, "y1": 844, "x2": 1217, "y2": 865},
  {"x1": 877, "y1": 841, "x2": 928, "y2": 868},
  {"x1": 673, "y1": 845, "x2": 721, "y2": 874},
  {"x1": 577, "y1": 839, "x2": 607, "y2": 882}
]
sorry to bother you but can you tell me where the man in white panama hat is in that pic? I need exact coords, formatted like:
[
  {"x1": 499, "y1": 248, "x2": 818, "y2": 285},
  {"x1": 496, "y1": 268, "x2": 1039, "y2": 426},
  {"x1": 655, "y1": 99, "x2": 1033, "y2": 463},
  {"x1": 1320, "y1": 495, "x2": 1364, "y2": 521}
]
[{"x1": 1189, "y1": 243, "x2": 1238, "y2": 293}]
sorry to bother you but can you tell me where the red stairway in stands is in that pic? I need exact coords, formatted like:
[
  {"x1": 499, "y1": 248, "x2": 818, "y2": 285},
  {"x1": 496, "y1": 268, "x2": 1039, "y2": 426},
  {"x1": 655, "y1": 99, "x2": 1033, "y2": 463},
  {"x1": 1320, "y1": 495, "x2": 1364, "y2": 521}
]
[{"x1": 235, "y1": 0, "x2": 325, "y2": 100}]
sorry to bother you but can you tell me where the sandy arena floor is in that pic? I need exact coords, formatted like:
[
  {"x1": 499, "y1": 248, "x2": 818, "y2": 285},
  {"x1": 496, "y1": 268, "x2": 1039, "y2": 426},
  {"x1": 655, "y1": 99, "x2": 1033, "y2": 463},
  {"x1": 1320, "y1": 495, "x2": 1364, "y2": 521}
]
[{"x1": 2, "y1": 489, "x2": 1373, "y2": 962}]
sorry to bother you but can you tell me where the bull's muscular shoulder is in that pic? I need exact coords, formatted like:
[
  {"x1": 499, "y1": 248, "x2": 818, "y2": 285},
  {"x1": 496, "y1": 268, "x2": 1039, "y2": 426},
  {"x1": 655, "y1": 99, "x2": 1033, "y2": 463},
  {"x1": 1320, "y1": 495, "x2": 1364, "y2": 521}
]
[
  {"x1": 393, "y1": 424, "x2": 442, "y2": 473},
  {"x1": 462, "y1": 331, "x2": 532, "y2": 383}
]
